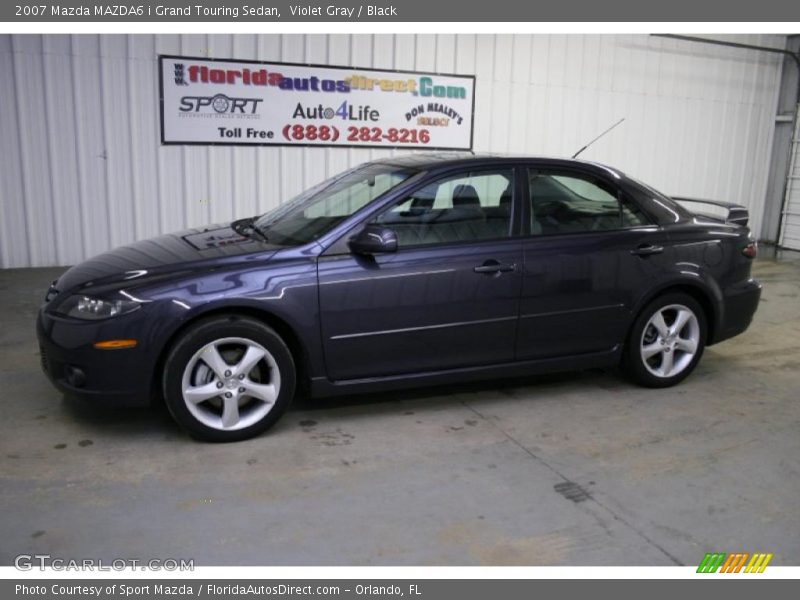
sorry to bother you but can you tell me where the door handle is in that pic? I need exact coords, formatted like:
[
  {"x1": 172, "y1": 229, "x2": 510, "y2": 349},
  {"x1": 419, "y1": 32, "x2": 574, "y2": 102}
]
[
  {"x1": 630, "y1": 244, "x2": 664, "y2": 256},
  {"x1": 473, "y1": 260, "x2": 516, "y2": 274}
]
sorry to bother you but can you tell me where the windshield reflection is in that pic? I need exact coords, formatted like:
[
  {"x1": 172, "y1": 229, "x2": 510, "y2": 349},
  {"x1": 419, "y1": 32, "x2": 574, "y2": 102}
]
[{"x1": 254, "y1": 163, "x2": 415, "y2": 246}]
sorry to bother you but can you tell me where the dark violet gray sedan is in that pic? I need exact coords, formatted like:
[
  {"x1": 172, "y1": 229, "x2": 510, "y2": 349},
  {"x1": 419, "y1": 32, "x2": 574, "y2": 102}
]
[{"x1": 37, "y1": 154, "x2": 761, "y2": 441}]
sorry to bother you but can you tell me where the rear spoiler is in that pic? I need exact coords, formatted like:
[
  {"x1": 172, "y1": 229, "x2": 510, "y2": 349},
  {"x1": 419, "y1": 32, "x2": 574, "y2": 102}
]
[{"x1": 671, "y1": 197, "x2": 749, "y2": 227}]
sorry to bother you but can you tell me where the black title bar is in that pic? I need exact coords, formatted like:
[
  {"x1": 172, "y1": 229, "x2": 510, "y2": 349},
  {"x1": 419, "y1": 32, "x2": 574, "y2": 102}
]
[{"x1": 4, "y1": 0, "x2": 800, "y2": 22}]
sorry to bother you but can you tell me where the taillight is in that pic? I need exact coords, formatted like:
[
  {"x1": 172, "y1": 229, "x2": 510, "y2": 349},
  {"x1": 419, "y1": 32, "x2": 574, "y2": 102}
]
[{"x1": 742, "y1": 241, "x2": 757, "y2": 259}]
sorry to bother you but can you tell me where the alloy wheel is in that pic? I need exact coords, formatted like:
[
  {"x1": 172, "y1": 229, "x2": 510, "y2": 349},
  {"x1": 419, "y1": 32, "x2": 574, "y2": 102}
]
[
  {"x1": 640, "y1": 304, "x2": 700, "y2": 379},
  {"x1": 180, "y1": 337, "x2": 281, "y2": 431}
]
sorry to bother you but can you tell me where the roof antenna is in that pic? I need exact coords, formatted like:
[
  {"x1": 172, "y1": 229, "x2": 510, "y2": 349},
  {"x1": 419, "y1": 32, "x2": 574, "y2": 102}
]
[{"x1": 572, "y1": 118, "x2": 625, "y2": 159}]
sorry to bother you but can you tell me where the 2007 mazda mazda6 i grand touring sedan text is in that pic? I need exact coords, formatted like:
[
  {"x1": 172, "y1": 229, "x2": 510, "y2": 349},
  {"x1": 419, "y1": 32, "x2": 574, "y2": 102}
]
[{"x1": 37, "y1": 154, "x2": 762, "y2": 442}]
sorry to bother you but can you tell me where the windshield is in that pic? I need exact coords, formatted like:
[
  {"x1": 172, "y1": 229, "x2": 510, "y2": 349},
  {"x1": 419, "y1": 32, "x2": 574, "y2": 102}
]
[{"x1": 254, "y1": 163, "x2": 416, "y2": 245}]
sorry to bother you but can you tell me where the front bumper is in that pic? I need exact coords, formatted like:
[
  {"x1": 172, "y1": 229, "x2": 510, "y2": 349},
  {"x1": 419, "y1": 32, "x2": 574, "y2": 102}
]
[
  {"x1": 36, "y1": 309, "x2": 156, "y2": 407},
  {"x1": 713, "y1": 278, "x2": 762, "y2": 345}
]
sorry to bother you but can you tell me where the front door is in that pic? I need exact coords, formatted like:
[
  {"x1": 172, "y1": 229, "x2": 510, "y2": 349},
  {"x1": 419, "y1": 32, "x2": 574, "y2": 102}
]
[{"x1": 318, "y1": 168, "x2": 523, "y2": 381}]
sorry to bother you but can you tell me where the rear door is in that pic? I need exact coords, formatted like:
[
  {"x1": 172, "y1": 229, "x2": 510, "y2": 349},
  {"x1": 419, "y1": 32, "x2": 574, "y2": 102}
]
[
  {"x1": 318, "y1": 167, "x2": 523, "y2": 381},
  {"x1": 517, "y1": 165, "x2": 671, "y2": 360}
]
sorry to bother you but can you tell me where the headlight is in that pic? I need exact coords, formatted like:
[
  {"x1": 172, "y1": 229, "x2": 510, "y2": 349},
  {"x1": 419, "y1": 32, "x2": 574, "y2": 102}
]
[{"x1": 55, "y1": 295, "x2": 141, "y2": 320}]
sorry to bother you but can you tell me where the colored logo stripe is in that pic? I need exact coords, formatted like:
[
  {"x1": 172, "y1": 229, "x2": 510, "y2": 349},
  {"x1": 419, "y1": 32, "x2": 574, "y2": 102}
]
[
  {"x1": 745, "y1": 553, "x2": 773, "y2": 573},
  {"x1": 697, "y1": 552, "x2": 773, "y2": 573},
  {"x1": 720, "y1": 553, "x2": 749, "y2": 573},
  {"x1": 697, "y1": 553, "x2": 726, "y2": 573}
]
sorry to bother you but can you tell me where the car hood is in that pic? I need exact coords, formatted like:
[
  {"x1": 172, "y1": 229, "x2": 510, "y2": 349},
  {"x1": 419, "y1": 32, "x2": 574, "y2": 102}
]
[{"x1": 54, "y1": 222, "x2": 280, "y2": 293}]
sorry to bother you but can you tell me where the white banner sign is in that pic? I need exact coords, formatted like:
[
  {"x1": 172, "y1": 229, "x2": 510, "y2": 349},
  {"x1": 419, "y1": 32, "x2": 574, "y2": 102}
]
[{"x1": 159, "y1": 56, "x2": 475, "y2": 149}]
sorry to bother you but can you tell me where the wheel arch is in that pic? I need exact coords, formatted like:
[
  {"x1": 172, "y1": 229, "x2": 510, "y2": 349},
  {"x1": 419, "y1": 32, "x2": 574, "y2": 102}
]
[
  {"x1": 150, "y1": 305, "x2": 311, "y2": 404},
  {"x1": 629, "y1": 281, "x2": 720, "y2": 345}
]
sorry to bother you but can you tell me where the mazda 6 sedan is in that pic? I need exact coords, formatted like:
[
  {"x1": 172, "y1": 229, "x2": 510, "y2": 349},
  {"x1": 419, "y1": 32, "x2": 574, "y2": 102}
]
[{"x1": 37, "y1": 154, "x2": 761, "y2": 441}]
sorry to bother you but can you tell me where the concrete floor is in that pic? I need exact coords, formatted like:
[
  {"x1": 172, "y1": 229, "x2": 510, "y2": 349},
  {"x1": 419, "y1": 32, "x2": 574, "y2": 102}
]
[{"x1": 1, "y1": 252, "x2": 799, "y2": 566}]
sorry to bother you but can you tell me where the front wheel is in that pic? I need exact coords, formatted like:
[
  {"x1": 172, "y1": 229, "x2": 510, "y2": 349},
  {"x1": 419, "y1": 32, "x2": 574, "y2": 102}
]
[
  {"x1": 623, "y1": 293, "x2": 707, "y2": 388},
  {"x1": 162, "y1": 315, "x2": 296, "y2": 442}
]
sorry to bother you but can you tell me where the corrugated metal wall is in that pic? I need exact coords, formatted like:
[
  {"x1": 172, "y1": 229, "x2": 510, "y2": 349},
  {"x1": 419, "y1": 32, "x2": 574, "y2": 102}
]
[{"x1": 0, "y1": 33, "x2": 785, "y2": 268}]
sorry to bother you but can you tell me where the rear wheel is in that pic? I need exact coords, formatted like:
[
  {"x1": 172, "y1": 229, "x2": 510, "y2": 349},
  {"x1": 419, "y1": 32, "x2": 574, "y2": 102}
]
[
  {"x1": 163, "y1": 315, "x2": 295, "y2": 442},
  {"x1": 623, "y1": 293, "x2": 707, "y2": 388}
]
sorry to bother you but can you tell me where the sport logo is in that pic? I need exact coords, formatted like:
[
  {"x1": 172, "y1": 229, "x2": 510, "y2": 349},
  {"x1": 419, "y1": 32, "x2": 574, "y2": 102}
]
[
  {"x1": 697, "y1": 552, "x2": 773, "y2": 573},
  {"x1": 179, "y1": 94, "x2": 263, "y2": 116}
]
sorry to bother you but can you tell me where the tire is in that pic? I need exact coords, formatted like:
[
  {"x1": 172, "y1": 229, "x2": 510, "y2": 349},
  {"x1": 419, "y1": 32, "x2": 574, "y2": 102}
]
[
  {"x1": 623, "y1": 292, "x2": 707, "y2": 388},
  {"x1": 162, "y1": 315, "x2": 296, "y2": 442}
]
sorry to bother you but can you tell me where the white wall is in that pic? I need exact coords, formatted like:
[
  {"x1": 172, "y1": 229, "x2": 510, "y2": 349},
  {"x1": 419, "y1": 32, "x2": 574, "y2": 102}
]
[{"x1": 0, "y1": 34, "x2": 785, "y2": 268}]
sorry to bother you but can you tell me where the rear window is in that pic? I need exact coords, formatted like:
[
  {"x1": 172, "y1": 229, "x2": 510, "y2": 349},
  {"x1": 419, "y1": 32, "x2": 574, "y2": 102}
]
[{"x1": 628, "y1": 179, "x2": 691, "y2": 223}]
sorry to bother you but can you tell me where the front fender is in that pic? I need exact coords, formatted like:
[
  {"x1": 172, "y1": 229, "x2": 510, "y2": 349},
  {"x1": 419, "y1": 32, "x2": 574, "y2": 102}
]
[{"x1": 129, "y1": 253, "x2": 324, "y2": 385}]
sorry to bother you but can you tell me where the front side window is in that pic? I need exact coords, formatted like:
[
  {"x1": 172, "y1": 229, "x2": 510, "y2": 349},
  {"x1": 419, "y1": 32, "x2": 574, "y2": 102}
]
[
  {"x1": 528, "y1": 170, "x2": 648, "y2": 235},
  {"x1": 374, "y1": 170, "x2": 514, "y2": 247},
  {"x1": 254, "y1": 163, "x2": 415, "y2": 245}
]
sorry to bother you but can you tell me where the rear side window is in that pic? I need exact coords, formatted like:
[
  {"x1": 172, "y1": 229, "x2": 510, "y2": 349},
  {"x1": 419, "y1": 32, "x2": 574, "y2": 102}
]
[
  {"x1": 528, "y1": 170, "x2": 648, "y2": 235},
  {"x1": 628, "y1": 178, "x2": 692, "y2": 223},
  {"x1": 374, "y1": 170, "x2": 514, "y2": 247}
]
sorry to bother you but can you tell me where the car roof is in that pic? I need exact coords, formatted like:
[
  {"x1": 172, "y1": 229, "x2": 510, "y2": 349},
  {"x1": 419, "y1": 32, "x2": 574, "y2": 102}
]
[{"x1": 372, "y1": 152, "x2": 627, "y2": 180}]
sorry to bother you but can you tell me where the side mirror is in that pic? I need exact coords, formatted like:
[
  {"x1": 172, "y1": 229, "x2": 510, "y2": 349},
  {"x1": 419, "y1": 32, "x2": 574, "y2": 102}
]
[{"x1": 348, "y1": 225, "x2": 398, "y2": 255}]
